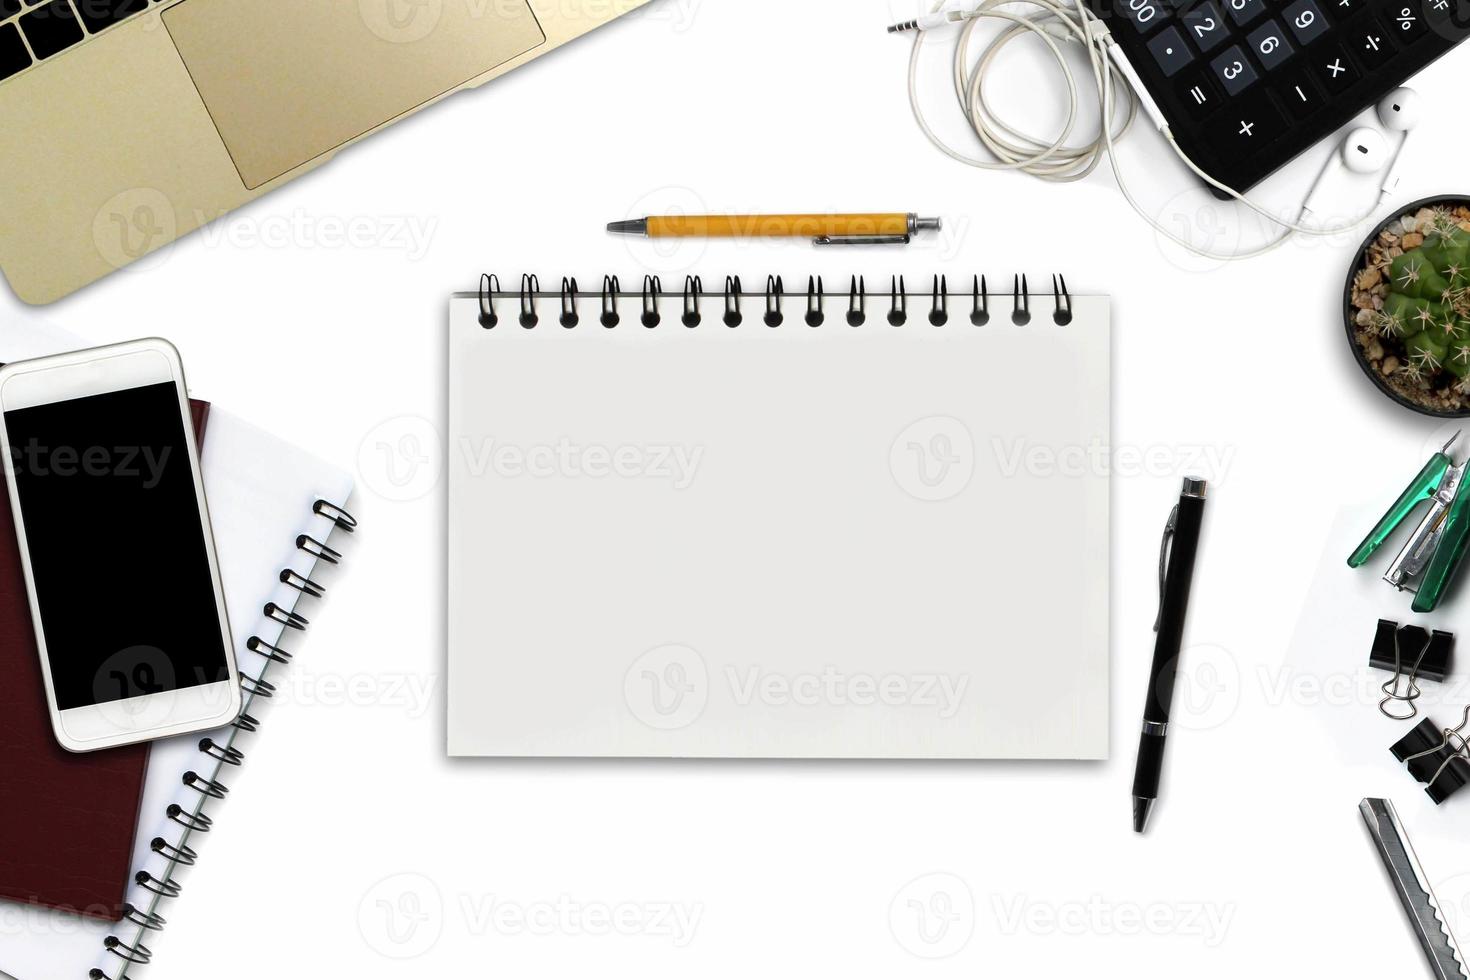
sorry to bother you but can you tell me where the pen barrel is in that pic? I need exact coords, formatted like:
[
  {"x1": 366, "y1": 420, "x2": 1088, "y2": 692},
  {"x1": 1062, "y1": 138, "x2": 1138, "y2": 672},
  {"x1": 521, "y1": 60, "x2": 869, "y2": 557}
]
[
  {"x1": 644, "y1": 214, "x2": 911, "y2": 239},
  {"x1": 1144, "y1": 491, "x2": 1206, "y2": 724},
  {"x1": 1131, "y1": 732, "x2": 1166, "y2": 799}
]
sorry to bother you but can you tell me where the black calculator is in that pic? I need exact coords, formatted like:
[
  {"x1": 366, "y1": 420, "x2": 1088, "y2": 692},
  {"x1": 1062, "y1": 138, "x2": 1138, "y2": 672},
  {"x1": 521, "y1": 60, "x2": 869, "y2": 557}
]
[{"x1": 1089, "y1": 0, "x2": 1470, "y2": 190}]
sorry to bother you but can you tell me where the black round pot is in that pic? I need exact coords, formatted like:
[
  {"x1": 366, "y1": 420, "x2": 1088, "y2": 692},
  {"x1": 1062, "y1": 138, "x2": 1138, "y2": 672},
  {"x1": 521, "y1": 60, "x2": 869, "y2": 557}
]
[{"x1": 1345, "y1": 195, "x2": 1470, "y2": 418}]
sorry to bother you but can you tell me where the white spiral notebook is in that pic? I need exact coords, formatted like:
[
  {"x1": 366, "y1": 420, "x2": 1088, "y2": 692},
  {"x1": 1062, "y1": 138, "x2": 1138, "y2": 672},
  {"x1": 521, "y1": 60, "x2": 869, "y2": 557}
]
[
  {"x1": 0, "y1": 323, "x2": 356, "y2": 980},
  {"x1": 448, "y1": 274, "x2": 1111, "y2": 759}
]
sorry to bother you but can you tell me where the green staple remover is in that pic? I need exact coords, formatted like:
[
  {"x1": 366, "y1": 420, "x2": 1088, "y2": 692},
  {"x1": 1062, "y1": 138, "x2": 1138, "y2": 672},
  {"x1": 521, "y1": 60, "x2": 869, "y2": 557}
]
[{"x1": 1349, "y1": 433, "x2": 1470, "y2": 613}]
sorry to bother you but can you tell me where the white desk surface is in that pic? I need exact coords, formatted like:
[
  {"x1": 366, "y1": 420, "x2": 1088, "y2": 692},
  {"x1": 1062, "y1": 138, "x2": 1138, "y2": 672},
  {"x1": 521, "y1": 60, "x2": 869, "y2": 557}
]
[{"x1": 4, "y1": 0, "x2": 1464, "y2": 976}]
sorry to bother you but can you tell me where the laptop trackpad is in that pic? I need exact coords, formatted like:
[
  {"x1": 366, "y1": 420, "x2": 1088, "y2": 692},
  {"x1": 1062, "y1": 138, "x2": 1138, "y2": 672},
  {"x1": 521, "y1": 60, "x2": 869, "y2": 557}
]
[{"x1": 164, "y1": 0, "x2": 546, "y2": 189}]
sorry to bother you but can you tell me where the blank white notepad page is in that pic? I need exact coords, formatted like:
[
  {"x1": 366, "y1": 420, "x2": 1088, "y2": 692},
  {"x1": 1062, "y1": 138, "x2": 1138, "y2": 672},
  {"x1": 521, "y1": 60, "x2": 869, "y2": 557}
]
[{"x1": 448, "y1": 293, "x2": 1110, "y2": 759}]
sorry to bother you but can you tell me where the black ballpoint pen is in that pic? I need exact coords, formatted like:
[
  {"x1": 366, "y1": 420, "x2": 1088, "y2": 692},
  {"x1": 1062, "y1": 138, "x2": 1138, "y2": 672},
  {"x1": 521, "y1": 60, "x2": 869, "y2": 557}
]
[{"x1": 1132, "y1": 476, "x2": 1208, "y2": 834}]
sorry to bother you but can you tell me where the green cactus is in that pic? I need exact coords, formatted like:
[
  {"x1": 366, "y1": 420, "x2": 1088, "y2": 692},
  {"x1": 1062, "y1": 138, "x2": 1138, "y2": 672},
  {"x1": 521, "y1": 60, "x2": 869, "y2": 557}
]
[{"x1": 1382, "y1": 210, "x2": 1470, "y2": 388}]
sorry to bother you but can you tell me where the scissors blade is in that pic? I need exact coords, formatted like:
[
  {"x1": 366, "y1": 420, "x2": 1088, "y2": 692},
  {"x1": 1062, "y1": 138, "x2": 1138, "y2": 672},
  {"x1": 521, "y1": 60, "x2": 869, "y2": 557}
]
[{"x1": 1361, "y1": 798, "x2": 1469, "y2": 980}]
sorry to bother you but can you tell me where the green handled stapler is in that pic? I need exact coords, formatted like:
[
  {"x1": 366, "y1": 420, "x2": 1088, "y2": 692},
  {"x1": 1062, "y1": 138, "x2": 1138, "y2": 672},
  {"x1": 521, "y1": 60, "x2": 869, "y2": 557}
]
[{"x1": 1349, "y1": 433, "x2": 1470, "y2": 613}]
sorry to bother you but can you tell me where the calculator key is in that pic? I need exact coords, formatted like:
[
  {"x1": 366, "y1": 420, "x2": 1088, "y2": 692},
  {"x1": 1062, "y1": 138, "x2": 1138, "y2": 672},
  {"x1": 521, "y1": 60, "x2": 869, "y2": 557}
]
[
  {"x1": 1224, "y1": 0, "x2": 1268, "y2": 24},
  {"x1": 0, "y1": 23, "x2": 29, "y2": 82},
  {"x1": 1275, "y1": 67, "x2": 1324, "y2": 117},
  {"x1": 1175, "y1": 67, "x2": 1222, "y2": 118},
  {"x1": 1208, "y1": 93, "x2": 1287, "y2": 159},
  {"x1": 1330, "y1": 0, "x2": 1370, "y2": 14},
  {"x1": 1119, "y1": 0, "x2": 1173, "y2": 33},
  {"x1": 1210, "y1": 44, "x2": 1260, "y2": 93},
  {"x1": 1247, "y1": 19, "x2": 1297, "y2": 66},
  {"x1": 1378, "y1": 0, "x2": 1430, "y2": 37},
  {"x1": 1353, "y1": 22, "x2": 1397, "y2": 64},
  {"x1": 1422, "y1": 0, "x2": 1470, "y2": 36},
  {"x1": 1147, "y1": 25, "x2": 1195, "y2": 75},
  {"x1": 1182, "y1": 0, "x2": 1232, "y2": 49},
  {"x1": 1283, "y1": 0, "x2": 1331, "y2": 41},
  {"x1": 1311, "y1": 42, "x2": 1361, "y2": 90}
]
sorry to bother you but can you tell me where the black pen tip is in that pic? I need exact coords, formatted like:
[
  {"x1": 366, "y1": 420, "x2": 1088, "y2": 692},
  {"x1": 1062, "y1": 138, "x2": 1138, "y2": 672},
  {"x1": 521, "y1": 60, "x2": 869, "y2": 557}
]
[
  {"x1": 606, "y1": 219, "x2": 648, "y2": 236},
  {"x1": 1133, "y1": 797, "x2": 1154, "y2": 834}
]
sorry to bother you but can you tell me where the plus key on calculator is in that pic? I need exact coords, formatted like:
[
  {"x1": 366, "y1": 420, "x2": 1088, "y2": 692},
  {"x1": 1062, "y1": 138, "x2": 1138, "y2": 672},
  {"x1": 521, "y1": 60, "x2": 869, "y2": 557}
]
[{"x1": 1087, "y1": 0, "x2": 1470, "y2": 190}]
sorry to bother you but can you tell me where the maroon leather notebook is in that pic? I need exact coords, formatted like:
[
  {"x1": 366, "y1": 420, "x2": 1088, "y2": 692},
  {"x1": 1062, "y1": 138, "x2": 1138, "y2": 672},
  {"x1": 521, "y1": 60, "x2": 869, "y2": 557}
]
[{"x1": 0, "y1": 399, "x2": 210, "y2": 921}]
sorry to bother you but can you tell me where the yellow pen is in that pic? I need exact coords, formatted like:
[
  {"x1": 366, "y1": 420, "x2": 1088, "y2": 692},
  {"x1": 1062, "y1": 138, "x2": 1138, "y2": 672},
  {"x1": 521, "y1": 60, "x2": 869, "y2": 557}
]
[{"x1": 607, "y1": 213, "x2": 942, "y2": 246}]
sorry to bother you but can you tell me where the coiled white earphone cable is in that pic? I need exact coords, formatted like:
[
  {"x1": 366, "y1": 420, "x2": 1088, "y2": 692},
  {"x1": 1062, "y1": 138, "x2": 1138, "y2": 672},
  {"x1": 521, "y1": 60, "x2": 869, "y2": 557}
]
[{"x1": 902, "y1": 0, "x2": 1382, "y2": 259}]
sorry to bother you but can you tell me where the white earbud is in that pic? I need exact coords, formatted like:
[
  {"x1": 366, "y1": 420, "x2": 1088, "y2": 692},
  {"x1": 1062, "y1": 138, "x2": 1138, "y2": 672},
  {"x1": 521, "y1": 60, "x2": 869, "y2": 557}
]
[
  {"x1": 1302, "y1": 127, "x2": 1390, "y2": 217},
  {"x1": 1377, "y1": 87, "x2": 1422, "y2": 197}
]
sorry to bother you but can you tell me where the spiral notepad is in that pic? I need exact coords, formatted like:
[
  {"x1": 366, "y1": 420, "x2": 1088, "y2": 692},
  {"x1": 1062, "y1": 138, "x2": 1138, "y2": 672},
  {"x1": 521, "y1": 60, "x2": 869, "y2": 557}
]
[
  {"x1": 448, "y1": 272, "x2": 1111, "y2": 759},
  {"x1": 0, "y1": 320, "x2": 356, "y2": 980}
]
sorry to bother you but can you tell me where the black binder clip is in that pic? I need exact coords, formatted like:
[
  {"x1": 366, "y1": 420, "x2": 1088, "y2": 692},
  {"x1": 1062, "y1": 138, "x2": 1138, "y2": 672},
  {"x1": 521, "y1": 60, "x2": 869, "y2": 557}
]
[
  {"x1": 1392, "y1": 709, "x2": 1470, "y2": 804},
  {"x1": 1370, "y1": 619, "x2": 1454, "y2": 720}
]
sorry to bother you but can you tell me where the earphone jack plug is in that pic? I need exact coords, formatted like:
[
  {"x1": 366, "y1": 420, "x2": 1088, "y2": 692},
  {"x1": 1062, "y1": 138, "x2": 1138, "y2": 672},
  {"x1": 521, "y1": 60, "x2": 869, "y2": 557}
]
[{"x1": 888, "y1": 10, "x2": 966, "y2": 32}]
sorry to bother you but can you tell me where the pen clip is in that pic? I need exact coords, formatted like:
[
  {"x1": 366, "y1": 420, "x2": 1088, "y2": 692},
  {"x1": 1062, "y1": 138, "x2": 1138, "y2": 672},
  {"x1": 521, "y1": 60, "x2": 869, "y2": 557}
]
[
  {"x1": 1154, "y1": 506, "x2": 1178, "y2": 633},
  {"x1": 812, "y1": 234, "x2": 913, "y2": 247}
]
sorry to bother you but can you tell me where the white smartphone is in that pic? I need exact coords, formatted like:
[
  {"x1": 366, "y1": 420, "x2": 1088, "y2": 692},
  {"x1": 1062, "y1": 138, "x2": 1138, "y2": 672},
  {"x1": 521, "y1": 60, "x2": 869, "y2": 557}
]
[{"x1": 0, "y1": 339, "x2": 241, "y2": 752}]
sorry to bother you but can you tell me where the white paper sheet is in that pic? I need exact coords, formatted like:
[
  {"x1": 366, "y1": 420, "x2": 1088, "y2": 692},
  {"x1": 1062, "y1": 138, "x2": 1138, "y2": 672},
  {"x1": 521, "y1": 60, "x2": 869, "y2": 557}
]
[{"x1": 447, "y1": 291, "x2": 1111, "y2": 758}]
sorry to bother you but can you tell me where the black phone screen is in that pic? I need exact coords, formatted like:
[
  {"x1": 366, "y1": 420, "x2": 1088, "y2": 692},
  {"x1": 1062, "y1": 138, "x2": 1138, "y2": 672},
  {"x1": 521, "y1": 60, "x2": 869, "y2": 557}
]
[{"x1": 5, "y1": 381, "x2": 230, "y2": 709}]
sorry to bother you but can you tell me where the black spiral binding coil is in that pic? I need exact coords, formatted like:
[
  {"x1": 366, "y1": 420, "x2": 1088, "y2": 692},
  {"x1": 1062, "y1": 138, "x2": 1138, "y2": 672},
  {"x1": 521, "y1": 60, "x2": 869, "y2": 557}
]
[
  {"x1": 94, "y1": 498, "x2": 357, "y2": 980},
  {"x1": 476, "y1": 274, "x2": 1076, "y2": 328}
]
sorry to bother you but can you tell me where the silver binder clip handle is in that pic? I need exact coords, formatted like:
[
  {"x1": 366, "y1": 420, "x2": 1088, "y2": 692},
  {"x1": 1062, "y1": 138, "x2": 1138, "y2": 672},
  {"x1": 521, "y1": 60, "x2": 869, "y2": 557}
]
[{"x1": 1153, "y1": 506, "x2": 1178, "y2": 633}]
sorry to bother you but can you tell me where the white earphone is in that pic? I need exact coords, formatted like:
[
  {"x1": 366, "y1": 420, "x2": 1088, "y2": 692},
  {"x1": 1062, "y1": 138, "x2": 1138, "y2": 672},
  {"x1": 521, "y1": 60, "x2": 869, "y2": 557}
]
[
  {"x1": 896, "y1": 0, "x2": 1424, "y2": 260},
  {"x1": 1301, "y1": 127, "x2": 1391, "y2": 218},
  {"x1": 1377, "y1": 87, "x2": 1423, "y2": 198}
]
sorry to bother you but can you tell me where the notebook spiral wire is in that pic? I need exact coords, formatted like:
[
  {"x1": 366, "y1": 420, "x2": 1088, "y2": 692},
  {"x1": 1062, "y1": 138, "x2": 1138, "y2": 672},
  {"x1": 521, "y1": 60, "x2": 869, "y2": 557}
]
[
  {"x1": 90, "y1": 497, "x2": 356, "y2": 980},
  {"x1": 477, "y1": 272, "x2": 1077, "y2": 331}
]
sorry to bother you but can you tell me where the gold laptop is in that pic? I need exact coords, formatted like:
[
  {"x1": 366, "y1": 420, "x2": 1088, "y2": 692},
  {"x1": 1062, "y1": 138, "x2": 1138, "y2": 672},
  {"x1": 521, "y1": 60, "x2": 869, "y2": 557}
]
[{"x1": 0, "y1": 0, "x2": 647, "y2": 304}]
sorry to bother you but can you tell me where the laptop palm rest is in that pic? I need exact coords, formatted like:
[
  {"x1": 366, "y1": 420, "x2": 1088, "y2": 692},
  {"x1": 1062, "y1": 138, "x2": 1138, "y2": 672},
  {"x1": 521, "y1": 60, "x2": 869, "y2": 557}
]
[{"x1": 164, "y1": 0, "x2": 546, "y2": 190}]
